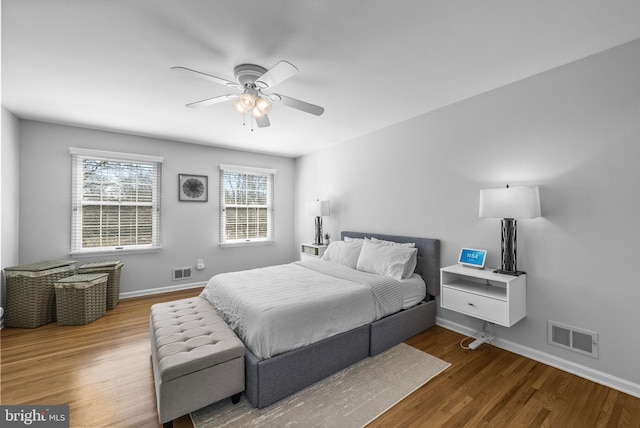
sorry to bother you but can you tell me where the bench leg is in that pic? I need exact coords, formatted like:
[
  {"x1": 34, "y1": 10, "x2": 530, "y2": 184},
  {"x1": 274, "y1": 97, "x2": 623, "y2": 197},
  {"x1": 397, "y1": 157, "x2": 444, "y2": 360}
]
[{"x1": 231, "y1": 392, "x2": 242, "y2": 404}]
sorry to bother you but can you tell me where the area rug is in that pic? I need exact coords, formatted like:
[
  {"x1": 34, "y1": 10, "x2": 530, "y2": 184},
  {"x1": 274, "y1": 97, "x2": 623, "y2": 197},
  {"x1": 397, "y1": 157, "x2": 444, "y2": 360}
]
[{"x1": 191, "y1": 343, "x2": 450, "y2": 428}]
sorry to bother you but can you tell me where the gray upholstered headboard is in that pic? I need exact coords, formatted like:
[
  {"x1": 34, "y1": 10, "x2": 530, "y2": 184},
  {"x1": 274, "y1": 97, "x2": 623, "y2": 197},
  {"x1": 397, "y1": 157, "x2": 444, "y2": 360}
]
[{"x1": 340, "y1": 231, "x2": 441, "y2": 298}]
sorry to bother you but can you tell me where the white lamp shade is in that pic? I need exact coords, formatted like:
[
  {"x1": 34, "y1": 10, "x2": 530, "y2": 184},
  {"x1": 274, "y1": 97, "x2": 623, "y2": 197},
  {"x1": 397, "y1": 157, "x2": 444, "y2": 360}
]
[
  {"x1": 479, "y1": 186, "x2": 541, "y2": 219},
  {"x1": 307, "y1": 200, "x2": 330, "y2": 217}
]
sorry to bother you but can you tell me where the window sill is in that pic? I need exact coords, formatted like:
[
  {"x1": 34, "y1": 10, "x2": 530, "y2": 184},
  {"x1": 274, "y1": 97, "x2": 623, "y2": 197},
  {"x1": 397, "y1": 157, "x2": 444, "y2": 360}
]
[
  {"x1": 70, "y1": 246, "x2": 161, "y2": 257},
  {"x1": 219, "y1": 240, "x2": 274, "y2": 248}
]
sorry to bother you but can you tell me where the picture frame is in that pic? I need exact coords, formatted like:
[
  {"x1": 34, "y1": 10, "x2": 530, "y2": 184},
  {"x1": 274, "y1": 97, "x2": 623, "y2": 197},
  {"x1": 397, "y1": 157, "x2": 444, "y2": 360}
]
[{"x1": 178, "y1": 174, "x2": 208, "y2": 202}]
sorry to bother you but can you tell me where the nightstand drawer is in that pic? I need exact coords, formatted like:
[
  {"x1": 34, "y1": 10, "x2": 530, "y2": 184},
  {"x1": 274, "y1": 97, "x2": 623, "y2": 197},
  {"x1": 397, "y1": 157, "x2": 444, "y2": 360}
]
[{"x1": 441, "y1": 286, "x2": 507, "y2": 325}]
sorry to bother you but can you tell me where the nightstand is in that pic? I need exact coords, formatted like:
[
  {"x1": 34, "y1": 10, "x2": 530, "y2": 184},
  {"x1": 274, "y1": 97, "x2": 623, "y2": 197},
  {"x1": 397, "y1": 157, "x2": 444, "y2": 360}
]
[
  {"x1": 300, "y1": 243, "x2": 328, "y2": 261},
  {"x1": 440, "y1": 264, "x2": 526, "y2": 327}
]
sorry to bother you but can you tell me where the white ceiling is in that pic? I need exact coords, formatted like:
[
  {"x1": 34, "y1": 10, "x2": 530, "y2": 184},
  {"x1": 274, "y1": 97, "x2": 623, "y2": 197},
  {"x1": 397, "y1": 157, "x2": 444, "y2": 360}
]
[{"x1": 3, "y1": 1, "x2": 640, "y2": 158}]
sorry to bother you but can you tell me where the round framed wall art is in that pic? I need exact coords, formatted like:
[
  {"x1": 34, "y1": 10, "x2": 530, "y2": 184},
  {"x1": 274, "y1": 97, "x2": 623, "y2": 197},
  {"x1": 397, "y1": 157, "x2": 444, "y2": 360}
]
[{"x1": 178, "y1": 174, "x2": 208, "y2": 202}]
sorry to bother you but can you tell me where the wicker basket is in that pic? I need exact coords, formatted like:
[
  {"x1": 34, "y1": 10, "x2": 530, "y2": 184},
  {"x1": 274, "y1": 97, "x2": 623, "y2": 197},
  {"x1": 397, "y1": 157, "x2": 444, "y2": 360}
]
[
  {"x1": 54, "y1": 273, "x2": 109, "y2": 326},
  {"x1": 4, "y1": 260, "x2": 77, "y2": 328},
  {"x1": 77, "y1": 261, "x2": 123, "y2": 310}
]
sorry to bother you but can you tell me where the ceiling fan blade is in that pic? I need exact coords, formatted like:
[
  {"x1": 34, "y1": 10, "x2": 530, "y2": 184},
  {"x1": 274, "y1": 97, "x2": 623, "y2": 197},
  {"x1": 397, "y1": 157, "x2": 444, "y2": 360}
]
[
  {"x1": 256, "y1": 115, "x2": 270, "y2": 128},
  {"x1": 269, "y1": 93, "x2": 325, "y2": 116},
  {"x1": 172, "y1": 66, "x2": 238, "y2": 88},
  {"x1": 186, "y1": 94, "x2": 238, "y2": 108},
  {"x1": 255, "y1": 61, "x2": 298, "y2": 89}
]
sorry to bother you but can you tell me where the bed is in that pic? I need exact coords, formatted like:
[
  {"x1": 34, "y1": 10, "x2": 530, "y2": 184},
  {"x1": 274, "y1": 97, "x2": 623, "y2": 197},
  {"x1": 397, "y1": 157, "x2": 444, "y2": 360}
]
[{"x1": 200, "y1": 231, "x2": 440, "y2": 408}]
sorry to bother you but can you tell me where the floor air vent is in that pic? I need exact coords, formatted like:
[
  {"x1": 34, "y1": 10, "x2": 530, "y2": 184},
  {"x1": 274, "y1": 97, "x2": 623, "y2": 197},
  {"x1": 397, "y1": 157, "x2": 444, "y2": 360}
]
[{"x1": 548, "y1": 321, "x2": 598, "y2": 358}]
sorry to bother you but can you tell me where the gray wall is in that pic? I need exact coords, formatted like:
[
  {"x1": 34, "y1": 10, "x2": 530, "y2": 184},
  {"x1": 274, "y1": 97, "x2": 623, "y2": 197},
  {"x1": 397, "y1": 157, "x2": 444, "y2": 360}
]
[
  {"x1": 1, "y1": 108, "x2": 21, "y2": 322},
  {"x1": 295, "y1": 39, "x2": 640, "y2": 387},
  {"x1": 17, "y1": 121, "x2": 296, "y2": 295}
]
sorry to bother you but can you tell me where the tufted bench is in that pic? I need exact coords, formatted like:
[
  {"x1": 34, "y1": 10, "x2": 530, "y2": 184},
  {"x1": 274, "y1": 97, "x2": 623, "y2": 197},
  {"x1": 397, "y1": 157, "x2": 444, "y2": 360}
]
[{"x1": 150, "y1": 297, "x2": 245, "y2": 428}]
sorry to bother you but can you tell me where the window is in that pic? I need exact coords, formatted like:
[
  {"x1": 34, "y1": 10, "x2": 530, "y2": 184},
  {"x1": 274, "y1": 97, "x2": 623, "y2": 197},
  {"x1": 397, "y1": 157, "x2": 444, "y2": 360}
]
[
  {"x1": 70, "y1": 148, "x2": 163, "y2": 254},
  {"x1": 220, "y1": 164, "x2": 275, "y2": 245}
]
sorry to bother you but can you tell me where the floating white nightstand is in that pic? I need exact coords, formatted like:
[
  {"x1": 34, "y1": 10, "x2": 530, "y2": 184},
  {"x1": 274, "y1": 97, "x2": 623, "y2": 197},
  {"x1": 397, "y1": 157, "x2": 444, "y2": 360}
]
[
  {"x1": 440, "y1": 264, "x2": 526, "y2": 327},
  {"x1": 300, "y1": 243, "x2": 328, "y2": 261}
]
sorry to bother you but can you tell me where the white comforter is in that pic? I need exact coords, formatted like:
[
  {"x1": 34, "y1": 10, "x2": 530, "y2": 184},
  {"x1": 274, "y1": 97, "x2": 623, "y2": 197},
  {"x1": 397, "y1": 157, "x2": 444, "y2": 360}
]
[{"x1": 200, "y1": 259, "x2": 404, "y2": 360}]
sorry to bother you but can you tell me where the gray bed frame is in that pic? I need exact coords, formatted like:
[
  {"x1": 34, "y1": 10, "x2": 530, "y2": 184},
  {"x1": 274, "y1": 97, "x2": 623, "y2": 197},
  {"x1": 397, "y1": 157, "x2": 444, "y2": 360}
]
[{"x1": 244, "y1": 231, "x2": 441, "y2": 408}]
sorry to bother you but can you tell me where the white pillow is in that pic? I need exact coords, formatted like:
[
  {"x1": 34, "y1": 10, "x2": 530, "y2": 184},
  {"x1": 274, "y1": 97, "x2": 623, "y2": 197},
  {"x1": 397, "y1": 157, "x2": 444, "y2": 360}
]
[
  {"x1": 321, "y1": 240, "x2": 363, "y2": 269},
  {"x1": 369, "y1": 237, "x2": 418, "y2": 278},
  {"x1": 356, "y1": 239, "x2": 418, "y2": 280},
  {"x1": 370, "y1": 237, "x2": 415, "y2": 247}
]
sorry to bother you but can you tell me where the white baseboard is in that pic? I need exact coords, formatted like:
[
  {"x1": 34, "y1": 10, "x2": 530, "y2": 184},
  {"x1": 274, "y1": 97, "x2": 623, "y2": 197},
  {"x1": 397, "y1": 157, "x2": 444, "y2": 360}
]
[
  {"x1": 119, "y1": 281, "x2": 206, "y2": 300},
  {"x1": 436, "y1": 317, "x2": 640, "y2": 399}
]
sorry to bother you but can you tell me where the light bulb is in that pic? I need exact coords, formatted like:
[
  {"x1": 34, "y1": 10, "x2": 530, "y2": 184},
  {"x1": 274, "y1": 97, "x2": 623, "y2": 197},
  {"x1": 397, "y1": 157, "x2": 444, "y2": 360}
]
[
  {"x1": 238, "y1": 93, "x2": 255, "y2": 111},
  {"x1": 251, "y1": 106, "x2": 265, "y2": 118},
  {"x1": 254, "y1": 96, "x2": 272, "y2": 115},
  {"x1": 232, "y1": 100, "x2": 245, "y2": 113}
]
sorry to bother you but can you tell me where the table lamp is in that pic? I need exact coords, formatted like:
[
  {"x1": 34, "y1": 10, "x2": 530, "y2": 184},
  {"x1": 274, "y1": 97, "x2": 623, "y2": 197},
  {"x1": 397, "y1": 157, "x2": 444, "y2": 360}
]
[
  {"x1": 479, "y1": 185, "x2": 540, "y2": 275},
  {"x1": 307, "y1": 200, "x2": 330, "y2": 245}
]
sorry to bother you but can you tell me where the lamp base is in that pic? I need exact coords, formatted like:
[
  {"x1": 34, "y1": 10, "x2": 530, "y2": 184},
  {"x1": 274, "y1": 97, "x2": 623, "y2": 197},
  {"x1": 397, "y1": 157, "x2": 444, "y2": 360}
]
[
  {"x1": 314, "y1": 216, "x2": 323, "y2": 245},
  {"x1": 493, "y1": 269, "x2": 526, "y2": 276},
  {"x1": 501, "y1": 218, "x2": 519, "y2": 274}
]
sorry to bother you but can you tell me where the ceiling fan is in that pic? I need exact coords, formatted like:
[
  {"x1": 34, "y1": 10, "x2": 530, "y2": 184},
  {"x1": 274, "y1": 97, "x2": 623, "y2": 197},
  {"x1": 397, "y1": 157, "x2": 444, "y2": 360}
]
[{"x1": 172, "y1": 60, "x2": 325, "y2": 129}]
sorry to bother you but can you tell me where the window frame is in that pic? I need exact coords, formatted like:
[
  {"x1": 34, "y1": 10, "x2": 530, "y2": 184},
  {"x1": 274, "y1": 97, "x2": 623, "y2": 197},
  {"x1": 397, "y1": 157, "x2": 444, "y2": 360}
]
[
  {"x1": 219, "y1": 164, "x2": 275, "y2": 246},
  {"x1": 70, "y1": 148, "x2": 163, "y2": 256}
]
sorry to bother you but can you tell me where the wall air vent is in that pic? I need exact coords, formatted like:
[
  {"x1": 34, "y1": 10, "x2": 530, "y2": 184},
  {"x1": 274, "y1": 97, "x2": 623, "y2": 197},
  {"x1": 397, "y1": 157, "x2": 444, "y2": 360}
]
[
  {"x1": 548, "y1": 320, "x2": 598, "y2": 358},
  {"x1": 172, "y1": 267, "x2": 193, "y2": 281}
]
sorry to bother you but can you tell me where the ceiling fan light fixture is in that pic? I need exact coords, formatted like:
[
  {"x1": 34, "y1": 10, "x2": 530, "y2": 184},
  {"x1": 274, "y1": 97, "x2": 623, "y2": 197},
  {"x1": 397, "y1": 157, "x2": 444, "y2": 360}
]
[
  {"x1": 238, "y1": 93, "x2": 256, "y2": 111},
  {"x1": 232, "y1": 99, "x2": 246, "y2": 113},
  {"x1": 254, "y1": 96, "x2": 272, "y2": 115},
  {"x1": 174, "y1": 60, "x2": 324, "y2": 129},
  {"x1": 251, "y1": 106, "x2": 265, "y2": 118}
]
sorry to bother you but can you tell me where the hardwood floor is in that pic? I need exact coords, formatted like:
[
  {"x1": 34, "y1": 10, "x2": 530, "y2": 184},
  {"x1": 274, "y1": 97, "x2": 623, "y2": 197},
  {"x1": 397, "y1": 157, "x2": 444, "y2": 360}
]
[
  {"x1": 2, "y1": 289, "x2": 639, "y2": 427},
  {"x1": 1, "y1": 289, "x2": 196, "y2": 428},
  {"x1": 371, "y1": 331, "x2": 640, "y2": 428}
]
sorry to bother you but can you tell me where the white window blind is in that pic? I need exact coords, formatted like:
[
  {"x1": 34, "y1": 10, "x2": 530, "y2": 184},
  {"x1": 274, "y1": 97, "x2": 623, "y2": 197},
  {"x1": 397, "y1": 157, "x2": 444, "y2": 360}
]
[
  {"x1": 220, "y1": 164, "x2": 275, "y2": 245},
  {"x1": 70, "y1": 148, "x2": 163, "y2": 254}
]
